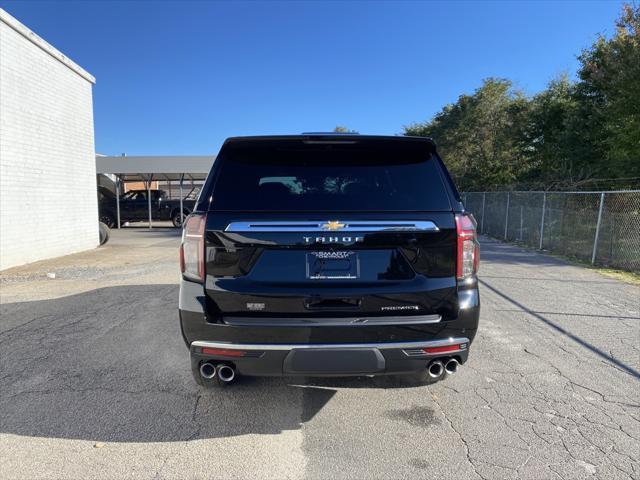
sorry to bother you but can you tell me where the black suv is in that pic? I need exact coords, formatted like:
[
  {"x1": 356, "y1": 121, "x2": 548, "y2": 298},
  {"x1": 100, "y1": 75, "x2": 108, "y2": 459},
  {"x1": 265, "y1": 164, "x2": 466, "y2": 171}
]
[{"x1": 179, "y1": 135, "x2": 479, "y2": 387}]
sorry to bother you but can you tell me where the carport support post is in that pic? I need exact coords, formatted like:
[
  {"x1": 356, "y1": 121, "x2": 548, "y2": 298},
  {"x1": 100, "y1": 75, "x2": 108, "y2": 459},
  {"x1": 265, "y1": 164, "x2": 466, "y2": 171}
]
[
  {"x1": 179, "y1": 174, "x2": 184, "y2": 228},
  {"x1": 539, "y1": 193, "x2": 546, "y2": 250},
  {"x1": 591, "y1": 192, "x2": 605, "y2": 265},
  {"x1": 504, "y1": 192, "x2": 510, "y2": 240},
  {"x1": 115, "y1": 177, "x2": 121, "y2": 229},
  {"x1": 147, "y1": 175, "x2": 153, "y2": 230}
]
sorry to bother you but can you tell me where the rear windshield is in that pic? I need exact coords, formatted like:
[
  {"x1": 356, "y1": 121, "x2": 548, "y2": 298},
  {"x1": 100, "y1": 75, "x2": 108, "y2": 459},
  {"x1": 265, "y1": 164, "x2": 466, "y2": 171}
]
[{"x1": 210, "y1": 144, "x2": 451, "y2": 211}]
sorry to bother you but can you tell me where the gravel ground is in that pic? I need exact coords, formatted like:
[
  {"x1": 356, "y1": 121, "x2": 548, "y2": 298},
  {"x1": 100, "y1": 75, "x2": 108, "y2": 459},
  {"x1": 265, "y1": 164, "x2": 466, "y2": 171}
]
[{"x1": 0, "y1": 229, "x2": 638, "y2": 480}]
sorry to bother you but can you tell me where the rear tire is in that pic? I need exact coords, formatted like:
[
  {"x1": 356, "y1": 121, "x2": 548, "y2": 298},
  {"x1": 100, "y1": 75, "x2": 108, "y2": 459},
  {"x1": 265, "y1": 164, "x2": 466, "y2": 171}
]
[
  {"x1": 98, "y1": 222, "x2": 110, "y2": 245},
  {"x1": 100, "y1": 213, "x2": 116, "y2": 229},
  {"x1": 172, "y1": 210, "x2": 189, "y2": 228}
]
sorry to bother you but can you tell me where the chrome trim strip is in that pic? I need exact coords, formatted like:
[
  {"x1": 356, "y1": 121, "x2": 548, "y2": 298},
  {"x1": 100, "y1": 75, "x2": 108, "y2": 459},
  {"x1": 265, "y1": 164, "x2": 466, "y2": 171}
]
[
  {"x1": 224, "y1": 220, "x2": 439, "y2": 233},
  {"x1": 222, "y1": 314, "x2": 442, "y2": 327},
  {"x1": 191, "y1": 337, "x2": 469, "y2": 352}
]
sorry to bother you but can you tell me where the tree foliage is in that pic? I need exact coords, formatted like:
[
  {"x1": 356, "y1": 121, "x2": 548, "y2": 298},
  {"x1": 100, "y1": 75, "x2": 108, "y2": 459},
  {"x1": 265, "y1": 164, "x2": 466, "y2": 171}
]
[
  {"x1": 577, "y1": 3, "x2": 640, "y2": 180},
  {"x1": 405, "y1": 4, "x2": 640, "y2": 191},
  {"x1": 333, "y1": 126, "x2": 358, "y2": 133},
  {"x1": 406, "y1": 79, "x2": 530, "y2": 190}
]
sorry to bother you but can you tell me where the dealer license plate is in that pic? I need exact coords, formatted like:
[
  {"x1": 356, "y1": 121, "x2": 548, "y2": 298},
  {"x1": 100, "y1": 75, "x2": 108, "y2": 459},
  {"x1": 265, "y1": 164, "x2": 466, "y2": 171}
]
[{"x1": 306, "y1": 251, "x2": 359, "y2": 280}]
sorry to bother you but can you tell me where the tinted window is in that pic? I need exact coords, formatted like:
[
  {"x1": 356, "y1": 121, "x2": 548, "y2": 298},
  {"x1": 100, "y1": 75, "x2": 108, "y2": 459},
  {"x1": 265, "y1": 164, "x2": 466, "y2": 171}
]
[{"x1": 210, "y1": 144, "x2": 451, "y2": 211}]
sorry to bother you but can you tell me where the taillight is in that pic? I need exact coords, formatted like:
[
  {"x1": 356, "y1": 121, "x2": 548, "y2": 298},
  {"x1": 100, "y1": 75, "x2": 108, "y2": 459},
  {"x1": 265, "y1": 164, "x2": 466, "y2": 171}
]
[
  {"x1": 455, "y1": 214, "x2": 479, "y2": 280},
  {"x1": 180, "y1": 213, "x2": 206, "y2": 282}
]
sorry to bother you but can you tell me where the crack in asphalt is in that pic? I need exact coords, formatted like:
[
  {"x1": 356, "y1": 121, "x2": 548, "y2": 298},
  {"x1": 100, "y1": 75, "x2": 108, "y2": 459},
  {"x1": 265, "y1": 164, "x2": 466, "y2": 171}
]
[
  {"x1": 480, "y1": 279, "x2": 640, "y2": 379},
  {"x1": 2, "y1": 236, "x2": 639, "y2": 479},
  {"x1": 430, "y1": 391, "x2": 485, "y2": 480}
]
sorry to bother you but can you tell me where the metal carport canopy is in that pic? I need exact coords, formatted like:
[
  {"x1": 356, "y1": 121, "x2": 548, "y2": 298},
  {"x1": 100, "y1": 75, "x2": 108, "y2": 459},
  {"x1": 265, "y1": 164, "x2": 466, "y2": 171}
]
[
  {"x1": 95, "y1": 155, "x2": 214, "y2": 182},
  {"x1": 95, "y1": 155, "x2": 215, "y2": 229}
]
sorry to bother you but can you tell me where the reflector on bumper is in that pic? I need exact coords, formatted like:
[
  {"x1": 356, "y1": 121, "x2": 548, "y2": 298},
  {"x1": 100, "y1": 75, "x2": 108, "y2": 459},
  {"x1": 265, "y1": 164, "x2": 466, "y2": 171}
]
[{"x1": 403, "y1": 342, "x2": 468, "y2": 357}]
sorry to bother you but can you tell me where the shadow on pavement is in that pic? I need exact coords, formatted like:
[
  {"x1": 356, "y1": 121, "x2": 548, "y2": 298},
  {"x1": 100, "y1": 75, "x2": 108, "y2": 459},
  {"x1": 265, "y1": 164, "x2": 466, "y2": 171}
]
[
  {"x1": 494, "y1": 308, "x2": 640, "y2": 320},
  {"x1": 479, "y1": 238, "x2": 640, "y2": 378},
  {"x1": 480, "y1": 275, "x2": 622, "y2": 285},
  {"x1": 479, "y1": 279, "x2": 640, "y2": 379},
  {"x1": 293, "y1": 374, "x2": 435, "y2": 390},
  {"x1": 0, "y1": 284, "x2": 419, "y2": 443}
]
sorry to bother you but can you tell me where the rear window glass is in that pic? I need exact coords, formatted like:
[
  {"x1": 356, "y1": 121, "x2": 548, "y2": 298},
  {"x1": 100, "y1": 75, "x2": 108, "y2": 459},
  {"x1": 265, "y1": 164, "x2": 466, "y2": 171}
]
[{"x1": 210, "y1": 144, "x2": 451, "y2": 211}]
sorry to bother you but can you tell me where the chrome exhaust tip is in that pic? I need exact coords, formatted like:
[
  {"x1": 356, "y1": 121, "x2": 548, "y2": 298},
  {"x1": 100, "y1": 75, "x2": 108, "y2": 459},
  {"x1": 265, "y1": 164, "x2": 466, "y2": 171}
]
[
  {"x1": 216, "y1": 364, "x2": 236, "y2": 383},
  {"x1": 428, "y1": 360, "x2": 444, "y2": 378},
  {"x1": 445, "y1": 358, "x2": 460, "y2": 375},
  {"x1": 199, "y1": 362, "x2": 217, "y2": 379}
]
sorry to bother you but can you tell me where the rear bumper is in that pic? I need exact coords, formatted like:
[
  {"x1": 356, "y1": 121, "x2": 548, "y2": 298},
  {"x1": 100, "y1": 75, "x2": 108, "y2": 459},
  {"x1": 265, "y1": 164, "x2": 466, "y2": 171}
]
[
  {"x1": 190, "y1": 337, "x2": 470, "y2": 377},
  {"x1": 180, "y1": 278, "x2": 479, "y2": 377}
]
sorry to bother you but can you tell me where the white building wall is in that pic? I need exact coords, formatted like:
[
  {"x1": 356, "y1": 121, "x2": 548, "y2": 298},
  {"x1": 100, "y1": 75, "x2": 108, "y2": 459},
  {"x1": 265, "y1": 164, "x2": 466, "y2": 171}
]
[{"x1": 0, "y1": 9, "x2": 98, "y2": 270}]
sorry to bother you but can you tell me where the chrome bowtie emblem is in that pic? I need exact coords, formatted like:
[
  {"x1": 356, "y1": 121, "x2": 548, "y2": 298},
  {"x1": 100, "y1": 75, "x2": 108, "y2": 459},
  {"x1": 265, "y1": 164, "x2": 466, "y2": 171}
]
[{"x1": 321, "y1": 221, "x2": 346, "y2": 231}]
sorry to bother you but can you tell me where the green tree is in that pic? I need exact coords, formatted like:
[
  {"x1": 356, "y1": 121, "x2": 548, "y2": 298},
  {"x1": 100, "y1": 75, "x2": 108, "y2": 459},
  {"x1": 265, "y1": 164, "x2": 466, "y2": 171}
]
[
  {"x1": 405, "y1": 78, "x2": 532, "y2": 191},
  {"x1": 405, "y1": 4, "x2": 640, "y2": 191},
  {"x1": 525, "y1": 75, "x2": 586, "y2": 187},
  {"x1": 576, "y1": 3, "x2": 640, "y2": 181},
  {"x1": 333, "y1": 126, "x2": 358, "y2": 133}
]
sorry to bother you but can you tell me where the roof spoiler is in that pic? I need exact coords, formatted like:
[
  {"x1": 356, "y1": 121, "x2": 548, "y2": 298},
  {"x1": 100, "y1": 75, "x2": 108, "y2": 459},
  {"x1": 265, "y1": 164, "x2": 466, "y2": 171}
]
[{"x1": 223, "y1": 134, "x2": 437, "y2": 153}]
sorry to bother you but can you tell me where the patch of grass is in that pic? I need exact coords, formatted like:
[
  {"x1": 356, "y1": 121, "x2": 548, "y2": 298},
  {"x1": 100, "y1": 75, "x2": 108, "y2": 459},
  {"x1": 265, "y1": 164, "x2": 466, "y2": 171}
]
[{"x1": 596, "y1": 268, "x2": 640, "y2": 286}]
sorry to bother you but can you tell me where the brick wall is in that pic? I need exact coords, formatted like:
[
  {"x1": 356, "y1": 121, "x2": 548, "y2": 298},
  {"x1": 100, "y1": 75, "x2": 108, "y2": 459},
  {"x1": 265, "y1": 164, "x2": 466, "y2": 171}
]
[{"x1": 0, "y1": 9, "x2": 98, "y2": 270}]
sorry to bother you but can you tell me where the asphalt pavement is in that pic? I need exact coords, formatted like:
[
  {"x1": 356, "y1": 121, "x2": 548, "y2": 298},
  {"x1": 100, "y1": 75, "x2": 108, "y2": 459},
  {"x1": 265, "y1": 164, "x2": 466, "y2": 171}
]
[{"x1": 0, "y1": 229, "x2": 638, "y2": 480}]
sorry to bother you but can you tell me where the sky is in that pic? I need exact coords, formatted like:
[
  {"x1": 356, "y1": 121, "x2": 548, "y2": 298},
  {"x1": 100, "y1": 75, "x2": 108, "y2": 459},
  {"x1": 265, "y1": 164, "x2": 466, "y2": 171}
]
[{"x1": 0, "y1": 0, "x2": 624, "y2": 155}]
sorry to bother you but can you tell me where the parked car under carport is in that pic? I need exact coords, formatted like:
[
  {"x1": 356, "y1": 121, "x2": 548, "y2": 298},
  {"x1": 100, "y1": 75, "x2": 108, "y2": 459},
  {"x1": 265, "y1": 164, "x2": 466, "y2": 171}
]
[
  {"x1": 95, "y1": 155, "x2": 215, "y2": 229},
  {"x1": 98, "y1": 186, "x2": 197, "y2": 228}
]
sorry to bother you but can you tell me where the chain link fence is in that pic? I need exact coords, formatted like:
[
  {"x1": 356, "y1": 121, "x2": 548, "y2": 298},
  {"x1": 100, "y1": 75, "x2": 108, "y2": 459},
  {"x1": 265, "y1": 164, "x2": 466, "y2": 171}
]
[{"x1": 462, "y1": 190, "x2": 640, "y2": 272}]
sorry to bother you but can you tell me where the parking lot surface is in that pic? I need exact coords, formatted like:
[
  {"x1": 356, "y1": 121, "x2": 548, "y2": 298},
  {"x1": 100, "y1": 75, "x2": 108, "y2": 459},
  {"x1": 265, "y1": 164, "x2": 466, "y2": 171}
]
[{"x1": 1, "y1": 229, "x2": 638, "y2": 480}]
